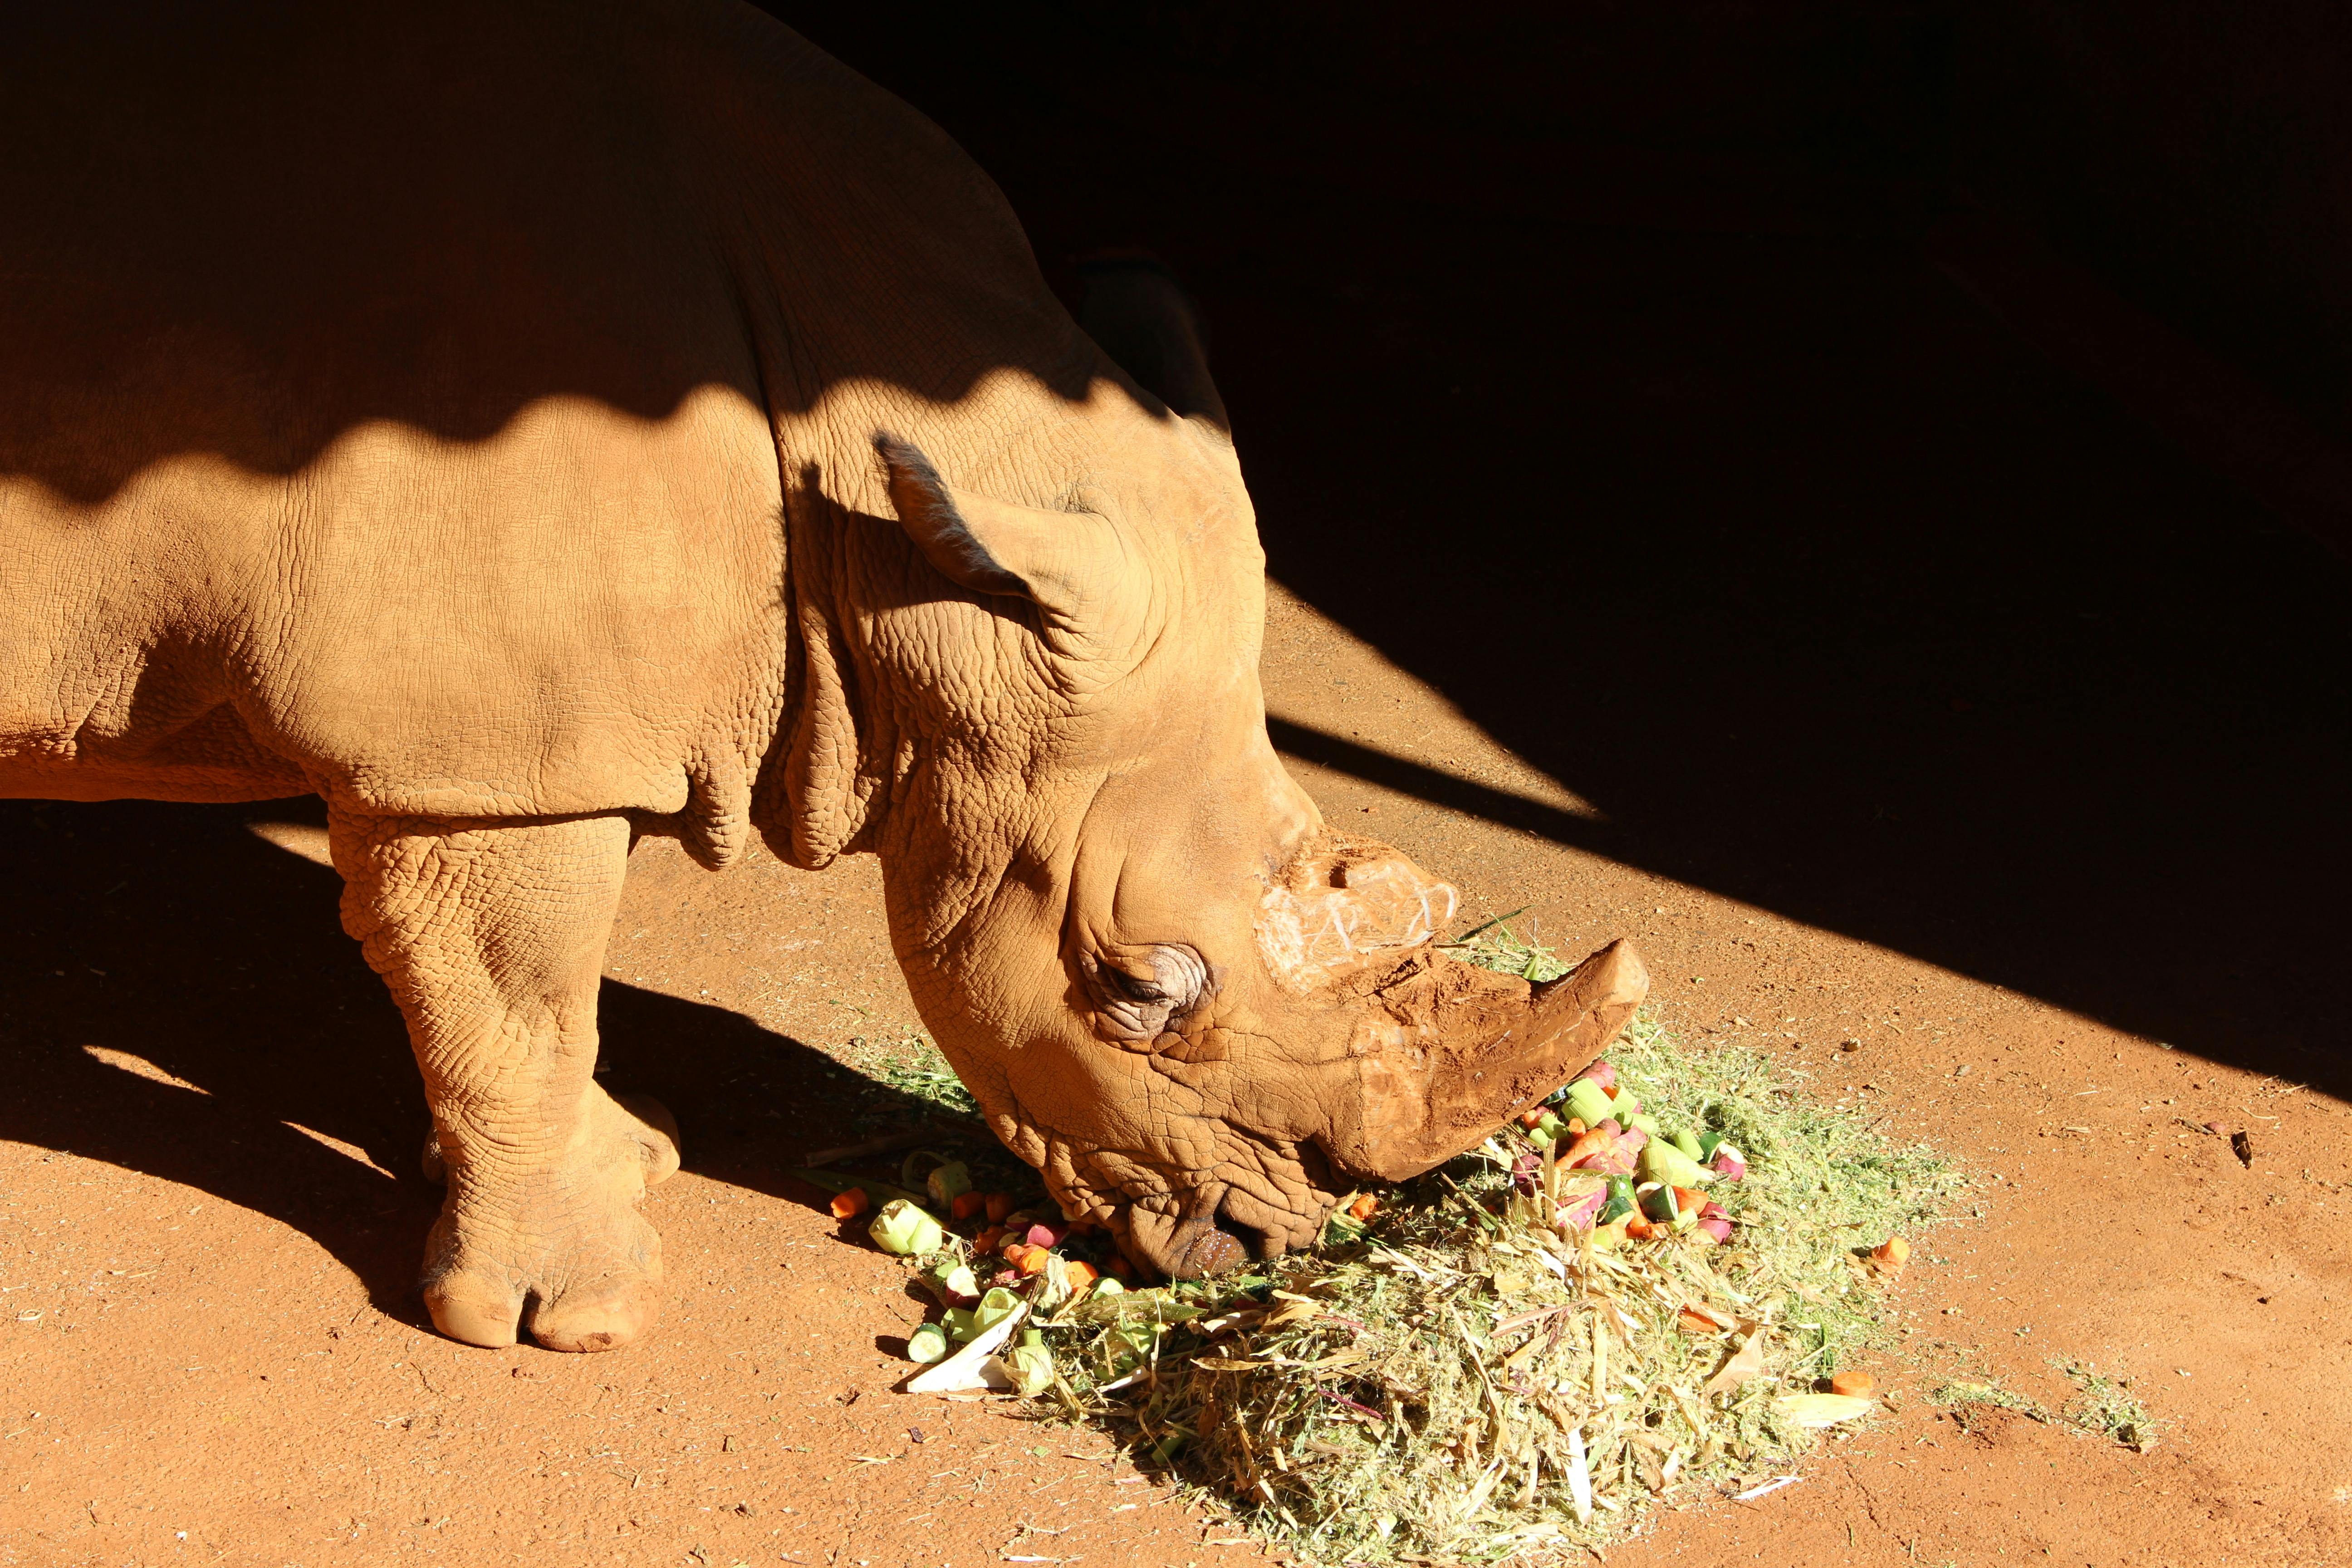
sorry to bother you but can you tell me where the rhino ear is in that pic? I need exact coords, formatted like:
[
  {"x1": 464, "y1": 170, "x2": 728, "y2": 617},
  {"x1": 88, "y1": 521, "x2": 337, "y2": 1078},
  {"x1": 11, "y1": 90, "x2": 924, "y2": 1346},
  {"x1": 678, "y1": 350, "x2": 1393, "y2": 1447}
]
[{"x1": 873, "y1": 432, "x2": 1121, "y2": 628}]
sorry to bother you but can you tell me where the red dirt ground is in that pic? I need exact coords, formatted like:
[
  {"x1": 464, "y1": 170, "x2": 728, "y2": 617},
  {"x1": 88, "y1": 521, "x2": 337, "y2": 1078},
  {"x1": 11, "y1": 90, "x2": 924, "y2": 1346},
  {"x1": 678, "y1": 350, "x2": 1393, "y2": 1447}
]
[{"x1": 3, "y1": 586, "x2": 2346, "y2": 1567}]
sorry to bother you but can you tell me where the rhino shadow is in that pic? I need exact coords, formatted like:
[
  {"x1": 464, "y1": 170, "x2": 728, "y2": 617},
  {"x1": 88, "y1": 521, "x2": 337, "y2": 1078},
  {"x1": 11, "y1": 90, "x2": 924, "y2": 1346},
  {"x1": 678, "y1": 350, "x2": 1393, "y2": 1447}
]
[{"x1": 0, "y1": 796, "x2": 945, "y2": 1321}]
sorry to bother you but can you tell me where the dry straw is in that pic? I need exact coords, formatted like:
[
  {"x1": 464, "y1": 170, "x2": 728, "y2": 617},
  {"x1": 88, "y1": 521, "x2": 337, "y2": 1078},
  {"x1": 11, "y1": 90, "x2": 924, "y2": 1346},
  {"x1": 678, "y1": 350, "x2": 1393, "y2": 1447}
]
[{"x1": 961, "y1": 923, "x2": 1957, "y2": 1563}]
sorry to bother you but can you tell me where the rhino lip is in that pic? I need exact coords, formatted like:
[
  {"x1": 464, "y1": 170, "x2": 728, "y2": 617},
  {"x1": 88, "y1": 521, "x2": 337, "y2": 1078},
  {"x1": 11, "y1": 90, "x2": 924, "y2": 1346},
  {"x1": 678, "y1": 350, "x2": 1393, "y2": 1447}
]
[{"x1": 1171, "y1": 1213, "x2": 1252, "y2": 1279}]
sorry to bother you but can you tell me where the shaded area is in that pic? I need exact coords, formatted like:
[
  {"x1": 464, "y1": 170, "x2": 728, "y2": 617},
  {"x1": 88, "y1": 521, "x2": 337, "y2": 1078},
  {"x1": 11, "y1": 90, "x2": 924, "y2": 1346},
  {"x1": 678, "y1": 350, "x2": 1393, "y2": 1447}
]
[
  {"x1": 0, "y1": 797, "x2": 946, "y2": 1305},
  {"x1": 0, "y1": 2, "x2": 1113, "y2": 505},
  {"x1": 784, "y1": 7, "x2": 2351, "y2": 1095},
  {"x1": 1956, "y1": 2, "x2": 2352, "y2": 440}
]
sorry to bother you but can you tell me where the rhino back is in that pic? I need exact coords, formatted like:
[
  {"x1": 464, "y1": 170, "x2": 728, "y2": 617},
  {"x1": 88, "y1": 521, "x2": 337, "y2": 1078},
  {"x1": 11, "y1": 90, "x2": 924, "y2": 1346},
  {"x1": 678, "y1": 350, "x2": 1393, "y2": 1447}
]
[{"x1": 0, "y1": 0, "x2": 1063, "y2": 846}]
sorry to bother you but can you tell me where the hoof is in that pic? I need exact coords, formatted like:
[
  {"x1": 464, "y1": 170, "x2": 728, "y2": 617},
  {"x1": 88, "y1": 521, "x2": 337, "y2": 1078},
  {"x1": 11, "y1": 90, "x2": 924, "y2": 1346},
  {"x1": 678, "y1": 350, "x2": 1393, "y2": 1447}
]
[
  {"x1": 423, "y1": 1267, "x2": 524, "y2": 1349},
  {"x1": 416, "y1": 1088, "x2": 672, "y2": 1354},
  {"x1": 422, "y1": 1213, "x2": 665, "y2": 1354},
  {"x1": 526, "y1": 1255, "x2": 663, "y2": 1354}
]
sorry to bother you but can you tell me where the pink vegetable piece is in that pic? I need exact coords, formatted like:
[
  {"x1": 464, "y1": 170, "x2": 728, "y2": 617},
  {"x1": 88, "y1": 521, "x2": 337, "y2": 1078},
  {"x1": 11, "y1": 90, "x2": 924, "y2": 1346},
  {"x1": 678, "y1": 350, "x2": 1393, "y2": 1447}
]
[
  {"x1": 1556, "y1": 1187, "x2": 1606, "y2": 1230},
  {"x1": 1574, "y1": 1060, "x2": 1618, "y2": 1092},
  {"x1": 1568, "y1": 1125, "x2": 1648, "y2": 1176},
  {"x1": 1710, "y1": 1147, "x2": 1746, "y2": 1181},
  {"x1": 1695, "y1": 1215, "x2": 1734, "y2": 1244},
  {"x1": 1024, "y1": 1222, "x2": 1064, "y2": 1250}
]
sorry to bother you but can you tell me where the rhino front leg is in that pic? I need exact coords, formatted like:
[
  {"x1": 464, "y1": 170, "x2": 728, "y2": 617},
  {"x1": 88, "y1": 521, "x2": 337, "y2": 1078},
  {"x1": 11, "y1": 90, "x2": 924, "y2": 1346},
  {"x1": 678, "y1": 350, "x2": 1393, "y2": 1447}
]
[{"x1": 329, "y1": 809, "x2": 677, "y2": 1352}]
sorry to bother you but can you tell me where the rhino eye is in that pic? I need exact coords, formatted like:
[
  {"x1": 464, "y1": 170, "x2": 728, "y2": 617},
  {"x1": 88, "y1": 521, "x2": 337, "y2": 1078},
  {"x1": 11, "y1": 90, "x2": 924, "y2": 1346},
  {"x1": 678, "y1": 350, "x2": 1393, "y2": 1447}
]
[
  {"x1": 1083, "y1": 944, "x2": 1210, "y2": 1041},
  {"x1": 1102, "y1": 968, "x2": 1166, "y2": 1004}
]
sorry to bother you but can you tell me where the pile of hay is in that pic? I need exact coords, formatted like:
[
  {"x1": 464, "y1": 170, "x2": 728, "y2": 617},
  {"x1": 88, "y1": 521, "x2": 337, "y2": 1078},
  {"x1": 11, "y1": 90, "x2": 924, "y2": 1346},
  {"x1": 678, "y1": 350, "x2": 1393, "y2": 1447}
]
[{"x1": 874, "y1": 922, "x2": 1958, "y2": 1563}]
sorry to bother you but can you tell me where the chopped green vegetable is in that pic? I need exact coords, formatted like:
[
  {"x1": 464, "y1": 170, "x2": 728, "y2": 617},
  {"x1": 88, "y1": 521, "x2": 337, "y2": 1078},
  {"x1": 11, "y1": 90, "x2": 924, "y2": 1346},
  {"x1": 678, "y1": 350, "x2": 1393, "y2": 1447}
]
[
  {"x1": 1563, "y1": 1078, "x2": 1613, "y2": 1127},
  {"x1": 1637, "y1": 1136, "x2": 1710, "y2": 1188},
  {"x1": 868, "y1": 1197, "x2": 945, "y2": 1256}
]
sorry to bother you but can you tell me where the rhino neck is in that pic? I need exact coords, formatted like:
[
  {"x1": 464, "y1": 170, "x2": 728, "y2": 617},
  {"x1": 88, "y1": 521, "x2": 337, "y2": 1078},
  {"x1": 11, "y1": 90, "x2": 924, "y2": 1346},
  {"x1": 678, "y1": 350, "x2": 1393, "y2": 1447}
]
[
  {"x1": 746, "y1": 446, "x2": 1092, "y2": 885},
  {"x1": 750, "y1": 460, "x2": 900, "y2": 872}
]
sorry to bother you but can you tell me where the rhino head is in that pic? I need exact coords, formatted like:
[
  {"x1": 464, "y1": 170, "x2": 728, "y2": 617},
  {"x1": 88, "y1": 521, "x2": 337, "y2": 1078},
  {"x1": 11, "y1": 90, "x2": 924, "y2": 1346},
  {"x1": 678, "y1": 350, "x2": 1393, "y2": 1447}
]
[{"x1": 759, "y1": 284, "x2": 1646, "y2": 1280}]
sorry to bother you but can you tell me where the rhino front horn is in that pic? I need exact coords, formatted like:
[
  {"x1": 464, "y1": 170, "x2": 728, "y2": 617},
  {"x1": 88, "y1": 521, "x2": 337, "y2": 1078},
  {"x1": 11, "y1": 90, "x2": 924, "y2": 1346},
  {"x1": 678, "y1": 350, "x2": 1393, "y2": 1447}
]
[{"x1": 1326, "y1": 937, "x2": 1650, "y2": 1183}]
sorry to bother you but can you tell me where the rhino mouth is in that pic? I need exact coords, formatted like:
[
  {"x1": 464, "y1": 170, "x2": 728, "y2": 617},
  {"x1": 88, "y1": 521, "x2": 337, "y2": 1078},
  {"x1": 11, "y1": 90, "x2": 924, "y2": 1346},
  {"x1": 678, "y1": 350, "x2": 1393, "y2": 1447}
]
[{"x1": 1022, "y1": 1110, "x2": 1335, "y2": 1281}]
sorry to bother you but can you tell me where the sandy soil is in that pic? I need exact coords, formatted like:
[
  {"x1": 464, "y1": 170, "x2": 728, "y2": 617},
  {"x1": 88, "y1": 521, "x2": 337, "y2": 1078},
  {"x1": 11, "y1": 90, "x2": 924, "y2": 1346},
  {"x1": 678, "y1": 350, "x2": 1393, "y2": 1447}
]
[{"x1": 4, "y1": 584, "x2": 2346, "y2": 1566}]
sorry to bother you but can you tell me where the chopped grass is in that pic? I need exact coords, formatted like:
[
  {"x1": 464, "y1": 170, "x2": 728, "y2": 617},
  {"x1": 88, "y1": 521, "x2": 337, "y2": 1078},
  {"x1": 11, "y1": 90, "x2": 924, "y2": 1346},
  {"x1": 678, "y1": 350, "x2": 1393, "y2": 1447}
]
[
  {"x1": 1438, "y1": 910, "x2": 1566, "y2": 981},
  {"x1": 1607, "y1": 1014, "x2": 1954, "y2": 1383},
  {"x1": 1931, "y1": 1376, "x2": 2048, "y2": 1421},
  {"x1": 1930, "y1": 1362, "x2": 2155, "y2": 1452},
  {"x1": 2054, "y1": 1359, "x2": 2157, "y2": 1451},
  {"x1": 970, "y1": 920, "x2": 1962, "y2": 1563},
  {"x1": 877, "y1": 1038, "x2": 982, "y2": 1120}
]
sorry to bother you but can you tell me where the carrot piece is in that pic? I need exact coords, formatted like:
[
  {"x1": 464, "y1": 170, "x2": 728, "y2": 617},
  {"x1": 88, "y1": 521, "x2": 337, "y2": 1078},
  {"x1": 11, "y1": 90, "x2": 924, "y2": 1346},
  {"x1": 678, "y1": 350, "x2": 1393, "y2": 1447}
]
[
  {"x1": 1829, "y1": 1370, "x2": 1876, "y2": 1397},
  {"x1": 1870, "y1": 1236, "x2": 1911, "y2": 1270},
  {"x1": 983, "y1": 1193, "x2": 1016, "y2": 1224},
  {"x1": 829, "y1": 1188, "x2": 870, "y2": 1221},
  {"x1": 950, "y1": 1191, "x2": 986, "y2": 1221},
  {"x1": 1347, "y1": 1193, "x2": 1380, "y2": 1222},
  {"x1": 1558, "y1": 1127, "x2": 1615, "y2": 1167},
  {"x1": 1016, "y1": 1247, "x2": 1051, "y2": 1276},
  {"x1": 1623, "y1": 1215, "x2": 1657, "y2": 1240},
  {"x1": 1063, "y1": 1259, "x2": 1098, "y2": 1287}
]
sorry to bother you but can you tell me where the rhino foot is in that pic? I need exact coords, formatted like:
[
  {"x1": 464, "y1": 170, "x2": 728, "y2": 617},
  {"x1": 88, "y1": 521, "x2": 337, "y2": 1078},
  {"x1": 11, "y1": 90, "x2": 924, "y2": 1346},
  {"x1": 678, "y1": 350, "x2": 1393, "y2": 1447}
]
[{"x1": 419, "y1": 1088, "x2": 681, "y2": 1353}]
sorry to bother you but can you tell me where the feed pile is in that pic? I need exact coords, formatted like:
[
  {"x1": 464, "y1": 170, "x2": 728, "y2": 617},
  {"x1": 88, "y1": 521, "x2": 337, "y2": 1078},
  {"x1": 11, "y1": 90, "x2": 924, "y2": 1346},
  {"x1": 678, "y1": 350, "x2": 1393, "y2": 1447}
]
[{"x1": 833, "y1": 924, "x2": 1956, "y2": 1563}]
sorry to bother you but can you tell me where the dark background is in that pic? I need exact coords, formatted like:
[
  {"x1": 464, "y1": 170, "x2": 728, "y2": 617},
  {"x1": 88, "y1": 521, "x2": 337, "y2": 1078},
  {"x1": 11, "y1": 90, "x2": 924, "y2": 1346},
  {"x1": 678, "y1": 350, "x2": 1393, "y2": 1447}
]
[{"x1": 767, "y1": 2, "x2": 2348, "y2": 1093}]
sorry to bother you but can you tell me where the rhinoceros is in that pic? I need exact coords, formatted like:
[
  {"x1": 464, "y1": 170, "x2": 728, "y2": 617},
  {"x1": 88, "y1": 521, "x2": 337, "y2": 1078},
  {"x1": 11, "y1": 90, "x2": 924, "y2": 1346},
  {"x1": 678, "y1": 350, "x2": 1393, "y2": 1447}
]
[{"x1": 0, "y1": 0, "x2": 1646, "y2": 1351}]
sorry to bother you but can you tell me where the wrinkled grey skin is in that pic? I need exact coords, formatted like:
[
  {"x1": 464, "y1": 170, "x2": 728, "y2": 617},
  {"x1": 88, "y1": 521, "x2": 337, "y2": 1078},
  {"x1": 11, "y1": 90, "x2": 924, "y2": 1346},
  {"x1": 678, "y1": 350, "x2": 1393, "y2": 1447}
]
[{"x1": 0, "y1": 0, "x2": 1644, "y2": 1349}]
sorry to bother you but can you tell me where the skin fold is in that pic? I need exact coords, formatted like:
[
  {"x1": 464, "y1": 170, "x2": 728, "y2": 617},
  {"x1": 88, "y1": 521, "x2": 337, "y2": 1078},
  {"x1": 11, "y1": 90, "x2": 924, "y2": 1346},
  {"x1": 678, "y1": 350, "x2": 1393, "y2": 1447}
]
[{"x1": 0, "y1": 0, "x2": 1643, "y2": 1350}]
